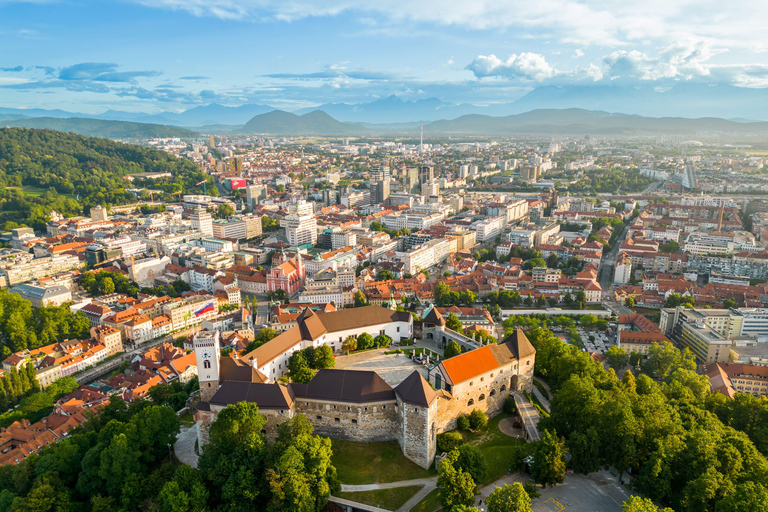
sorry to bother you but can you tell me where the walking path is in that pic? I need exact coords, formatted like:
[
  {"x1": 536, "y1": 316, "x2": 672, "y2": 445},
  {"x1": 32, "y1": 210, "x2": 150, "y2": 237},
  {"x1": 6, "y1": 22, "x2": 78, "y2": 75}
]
[
  {"x1": 174, "y1": 424, "x2": 199, "y2": 468},
  {"x1": 340, "y1": 477, "x2": 438, "y2": 512},
  {"x1": 531, "y1": 383, "x2": 551, "y2": 413},
  {"x1": 340, "y1": 477, "x2": 436, "y2": 493}
]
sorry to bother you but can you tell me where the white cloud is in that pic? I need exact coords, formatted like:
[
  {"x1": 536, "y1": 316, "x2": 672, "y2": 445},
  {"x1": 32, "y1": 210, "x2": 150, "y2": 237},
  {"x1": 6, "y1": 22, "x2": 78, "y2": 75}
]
[
  {"x1": 467, "y1": 53, "x2": 557, "y2": 81},
  {"x1": 573, "y1": 49, "x2": 584, "y2": 58},
  {"x1": 129, "y1": 0, "x2": 768, "y2": 49}
]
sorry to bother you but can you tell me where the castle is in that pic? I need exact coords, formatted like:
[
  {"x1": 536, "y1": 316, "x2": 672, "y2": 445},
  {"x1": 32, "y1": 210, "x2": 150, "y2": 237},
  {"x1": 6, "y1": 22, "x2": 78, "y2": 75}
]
[{"x1": 194, "y1": 305, "x2": 535, "y2": 469}]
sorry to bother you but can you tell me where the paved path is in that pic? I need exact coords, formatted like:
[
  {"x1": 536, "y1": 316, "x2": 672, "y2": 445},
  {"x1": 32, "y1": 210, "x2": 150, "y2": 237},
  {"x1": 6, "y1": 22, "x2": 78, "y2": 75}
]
[
  {"x1": 474, "y1": 472, "x2": 529, "y2": 508},
  {"x1": 531, "y1": 384, "x2": 551, "y2": 413},
  {"x1": 174, "y1": 424, "x2": 199, "y2": 468},
  {"x1": 340, "y1": 476, "x2": 438, "y2": 512},
  {"x1": 340, "y1": 477, "x2": 437, "y2": 493},
  {"x1": 513, "y1": 392, "x2": 541, "y2": 441}
]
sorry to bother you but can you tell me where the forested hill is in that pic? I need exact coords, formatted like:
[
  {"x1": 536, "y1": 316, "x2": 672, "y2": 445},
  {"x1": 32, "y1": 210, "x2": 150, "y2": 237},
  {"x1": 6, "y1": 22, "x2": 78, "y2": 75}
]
[
  {"x1": 0, "y1": 128, "x2": 212, "y2": 230},
  {"x1": 3, "y1": 117, "x2": 197, "y2": 139}
]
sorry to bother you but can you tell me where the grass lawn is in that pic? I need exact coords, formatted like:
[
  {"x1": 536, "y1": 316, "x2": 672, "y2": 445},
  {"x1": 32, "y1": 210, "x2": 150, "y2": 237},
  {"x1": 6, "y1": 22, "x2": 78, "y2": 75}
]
[
  {"x1": 6, "y1": 186, "x2": 75, "y2": 199},
  {"x1": 410, "y1": 488, "x2": 441, "y2": 512},
  {"x1": 461, "y1": 412, "x2": 528, "y2": 486},
  {"x1": 179, "y1": 412, "x2": 195, "y2": 427},
  {"x1": 331, "y1": 439, "x2": 437, "y2": 485},
  {"x1": 338, "y1": 485, "x2": 423, "y2": 511}
]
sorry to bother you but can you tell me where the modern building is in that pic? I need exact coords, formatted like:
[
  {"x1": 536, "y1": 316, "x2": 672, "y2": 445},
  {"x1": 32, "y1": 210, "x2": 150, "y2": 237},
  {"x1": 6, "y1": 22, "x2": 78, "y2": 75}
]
[
  {"x1": 281, "y1": 201, "x2": 317, "y2": 247},
  {"x1": 190, "y1": 210, "x2": 214, "y2": 237}
]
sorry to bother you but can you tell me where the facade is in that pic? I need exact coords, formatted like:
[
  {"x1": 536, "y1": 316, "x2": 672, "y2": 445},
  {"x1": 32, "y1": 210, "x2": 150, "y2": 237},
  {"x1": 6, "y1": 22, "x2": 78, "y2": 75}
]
[
  {"x1": 266, "y1": 253, "x2": 306, "y2": 297},
  {"x1": 614, "y1": 253, "x2": 633, "y2": 285},
  {"x1": 190, "y1": 210, "x2": 214, "y2": 237},
  {"x1": 10, "y1": 284, "x2": 71, "y2": 308},
  {"x1": 281, "y1": 201, "x2": 317, "y2": 247},
  {"x1": 193, "y1": 307, "x2": 534, "y2": 469}
]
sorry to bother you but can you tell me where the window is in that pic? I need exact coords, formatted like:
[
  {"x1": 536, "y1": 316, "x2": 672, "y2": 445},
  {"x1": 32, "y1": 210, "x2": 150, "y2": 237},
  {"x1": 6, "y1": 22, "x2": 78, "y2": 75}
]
[
  {"x1": 501, "y1": 384, "x2": 507, "y2": 392},
  {"x1": 203, "y1": 360, "x2": 211, "y2": 369},
  {"x1": 527, "y1": 361, "x2": 531, "y2": 366},
  {"x1": 364, "y1": 407, "x2": 368, "y2": 411},
  {"x1": 316, "y1": 415, "x2": 322, "y2": 420},
  {"x1": 414, "y1": 408, "x2": 418, "y2": 412},
  {"x1": 481, "y1": 377, "x2": 484, "y2": 382},
  {"x1": 470, "y1": 381, "x2": 473, "y2": 386},
  {"x1": 467, "y1": 398, "x2": 474, "y2": 406},
  {"x1": 352, "y1": 419, "x2": 358, "y2": 424},
  {"x1": 479, "y1": 394, "x2": 486, "y2": 401},
  {"x1": 397, "y1": 327, "x2": 400, "y2": 332},
  {"x1": 382, "y1": 405, "x2": 386, "y2": 410},
  {"x1": 490, "y1": 389, "x2": 496, "y2": 397},
  {"x1": 335, "y1": 418, "x2": 340, "y2": 423}
]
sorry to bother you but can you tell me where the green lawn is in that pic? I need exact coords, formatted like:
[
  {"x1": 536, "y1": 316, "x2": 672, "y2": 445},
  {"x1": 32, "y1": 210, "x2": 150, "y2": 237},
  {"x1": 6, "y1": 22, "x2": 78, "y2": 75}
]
[
  {"x1": 410, "y1": 488, "x2": 442, "y2": 512},
  {"x1": 460, "y1": 412, "x2": 527, "y2": 486},
  {"x1": 6, "y1": 186, "x2": 75, "y2": 199},
  {"x1": 179, "y1": 412, "x2": 195, "y2": 427},
  {"x1": 331, "y1": 439, "x2": 437, "y2": 485},
  {"x1": 533, "y1": 380, "x2": 550, "y2": 400},
  {"x1": 338, "y1": 485, "x2": 423, "y2": 511}
]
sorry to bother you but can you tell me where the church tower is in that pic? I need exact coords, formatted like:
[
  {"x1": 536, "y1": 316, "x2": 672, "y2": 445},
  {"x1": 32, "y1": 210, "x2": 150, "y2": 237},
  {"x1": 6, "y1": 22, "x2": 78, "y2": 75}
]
[{"x1": 194, "y1": 330, "x2": 221, "y2": 401}]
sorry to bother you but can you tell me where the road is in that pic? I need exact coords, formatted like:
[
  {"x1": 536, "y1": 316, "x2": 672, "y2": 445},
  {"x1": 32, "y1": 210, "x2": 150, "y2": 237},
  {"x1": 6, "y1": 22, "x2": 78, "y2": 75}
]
[{"x1": 599, "y1": 222, "x2": 630, "y2": 303}]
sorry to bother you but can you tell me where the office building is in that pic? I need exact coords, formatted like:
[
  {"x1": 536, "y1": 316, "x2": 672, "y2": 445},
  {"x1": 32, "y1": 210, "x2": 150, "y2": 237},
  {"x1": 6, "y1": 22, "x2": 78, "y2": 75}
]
[
  {"x1": 281, "y1": 201, "x2": 317, "y2": 247},
  {"x1": 190, "y1": 210, "x2": 214, "y2": 237}
]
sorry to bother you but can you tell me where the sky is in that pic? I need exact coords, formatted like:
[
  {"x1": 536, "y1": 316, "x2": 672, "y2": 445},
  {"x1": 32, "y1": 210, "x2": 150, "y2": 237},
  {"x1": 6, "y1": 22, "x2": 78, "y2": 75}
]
[{"x1": 2, "y1": 0, "x2": 768, "y2": 113}]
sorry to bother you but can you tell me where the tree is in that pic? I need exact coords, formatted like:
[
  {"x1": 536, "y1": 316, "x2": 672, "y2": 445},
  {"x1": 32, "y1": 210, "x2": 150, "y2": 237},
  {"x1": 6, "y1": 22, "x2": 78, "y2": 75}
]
[
  {"x1": 444, "y1": 340, "x2": 461, "y2": 359},
  {"x1": 642, "y1": 342, "x2": 678, "y2": 377},
  {"x1": 575, "y1": 291, "x2": 587, "y2": 309},
  {"x1": 546, "y1": 253, "x2": 560, "y2": 269},
  {"x1": 101, "y1": 277, "x2": 115, "y2": 295},
  {"x1": 714, "y1": 482, "x2": 768, "y2": 512},
  {"x1": 288, "y1": 352, "x2": 314, "y2": 383},
  {"x1": 524, "y1": 293, "x2": 533, "y2": 307},
  {"x1": 354, "y1": 291, "x2": 368, "y2": 308},
  {"x1": 468, "y1": 409, "x2": 487, "y2": 430},
  {"x1": 621, "y1": 496, "x2": 673, "y2": 512},
  {"x1": 535, "y1": 295, "x2": 547, "y2": 309},
  {"x1": 373, "y1": 334, "x2": 392, "y2": 348},
  {"x1": 625, "y1": 297, "x2": 635, "y2": 308},
  {"x1": 341, "y1": 336, "x2": 357, "y2": 354},
  {"x1": 437, "y1": 431, "x2": 464, "y2": 454},
  {"x1": 605, "y1": 345, "x2": 629, "y2": 372},
  {"x1": 377, "y1": 270, "x2": 395, "y2": 281},
  {"x1": 356, "y1": 332, "x2": 374, "y2": 351},
  {"x1": 460, "y1": 290, "x2": 477, "y2": 307},
  {"x1": 456, "y1": 444, "x2": 487, "y2": 484},
  {"x1": 530, "y1": 429, "x2": 567, "y2": 487},
  {"x1": 435, "y1": 282, "x2": 451, "y2": 307},
  {"x1": 437, "y1": 450, "x2": 476, "y2": 510},
  {"x1": 658, "y1": 241, "x2": 679, "y2": 253},
  {"x1": 547, "y1": 297, "x2": 559, "y2": 308},
  {"x1": 446, "y1": 313, "x2": 464, "y2": 334},
  {"x1": 664, "y1": 294, "x2": 682, "y2": 308},
  {"x1": 723, "y1": 298, "x2": 737, "y2": 309},
  {"x1": 216, "y1": 203, "x2": 234, "y2": 219},
  {"x1": 486, "y1": 482, "x2": 532, "y2": 512},
  {"x1": 313, "y1": 345, "x2": 335, "y2": 369},
  {"x1": 567, "y1": 427, "x2": 601, "y2": 474}
]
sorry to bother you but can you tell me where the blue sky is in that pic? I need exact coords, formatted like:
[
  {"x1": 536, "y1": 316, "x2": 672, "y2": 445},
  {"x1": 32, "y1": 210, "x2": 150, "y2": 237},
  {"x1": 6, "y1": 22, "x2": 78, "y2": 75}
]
[{"x1": 2, "y1": 0, "x2": 768, "y2": 113}]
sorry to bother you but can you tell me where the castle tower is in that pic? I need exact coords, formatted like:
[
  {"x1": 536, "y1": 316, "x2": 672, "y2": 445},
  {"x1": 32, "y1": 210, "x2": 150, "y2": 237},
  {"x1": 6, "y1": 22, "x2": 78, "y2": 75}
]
[
  {"x1": 395, "y1": 371, "x2": 438, "y2": 469},
  {"x1": 194, "y1": 330, "x2": 221, "y2": 401}
]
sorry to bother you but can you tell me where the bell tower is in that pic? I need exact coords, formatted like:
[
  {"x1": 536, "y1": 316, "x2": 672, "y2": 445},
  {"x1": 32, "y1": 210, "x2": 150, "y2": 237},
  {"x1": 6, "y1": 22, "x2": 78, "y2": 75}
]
[{"x1": 193, "y1": 330, "x2": 221, "y2": 402}]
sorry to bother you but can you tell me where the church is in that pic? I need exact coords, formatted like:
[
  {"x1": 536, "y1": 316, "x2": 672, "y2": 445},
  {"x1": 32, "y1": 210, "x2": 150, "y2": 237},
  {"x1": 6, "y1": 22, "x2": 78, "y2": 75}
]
[{"x1": 194, "y1": 305, "x2": 535, "y2": 469}]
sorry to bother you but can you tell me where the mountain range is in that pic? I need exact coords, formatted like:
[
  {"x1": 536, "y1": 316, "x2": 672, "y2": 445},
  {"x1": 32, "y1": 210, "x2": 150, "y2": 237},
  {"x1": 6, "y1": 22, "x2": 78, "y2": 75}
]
[
  {"x1": 241, "y1": 108, "x2": 768, "y2": 136},
  {"x1": 2, "y1": 117, "x2": 197, "y2": 139},
  {"x1": 7, "y1": 83, "x2": 768, "y2": 128}
]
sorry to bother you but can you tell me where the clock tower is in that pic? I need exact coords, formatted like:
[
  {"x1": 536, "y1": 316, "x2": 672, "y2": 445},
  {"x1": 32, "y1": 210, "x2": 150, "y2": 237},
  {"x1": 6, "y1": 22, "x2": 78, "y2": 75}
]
[{"x1": 193, "y1": 330, "x2": 221, "y2": 401}]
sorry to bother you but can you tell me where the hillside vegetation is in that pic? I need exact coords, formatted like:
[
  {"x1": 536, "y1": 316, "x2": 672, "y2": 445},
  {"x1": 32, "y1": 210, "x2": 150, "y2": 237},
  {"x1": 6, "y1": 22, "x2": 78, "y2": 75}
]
[
  {"x1": 3, "y1": 117, "x2": 197, "y2": 139},
  {"x1": 0, "y1": 128, "x2": 211, "y2": 230}
]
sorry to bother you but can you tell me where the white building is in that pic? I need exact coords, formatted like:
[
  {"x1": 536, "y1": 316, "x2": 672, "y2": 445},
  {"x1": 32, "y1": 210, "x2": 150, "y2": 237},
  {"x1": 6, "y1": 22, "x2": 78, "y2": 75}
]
[
  {"x1": 614, "y1": 253, "x2": 633, "y2": 285},
  {"x1": 191, "y1": 210, "x2": 214, "y2": 237},
  {"x1": 281, "y1": 201, "x2": 318, "y2": 247},
  {"x1": 472, "y1": 216, "x2": 504, "y2": 243}
]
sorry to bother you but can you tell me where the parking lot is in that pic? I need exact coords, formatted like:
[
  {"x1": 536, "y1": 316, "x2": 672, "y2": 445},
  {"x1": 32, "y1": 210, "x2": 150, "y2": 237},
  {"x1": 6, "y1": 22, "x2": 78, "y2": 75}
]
[
  {"x1": 334, "y1": 349, "x2": 429, "y2": 387},
  {"x1": 578, "y1": 328, "x2": 615, "y2": 355},
  {"x1": 531, "y1": 472, "x2": 628, "y2": 512}
]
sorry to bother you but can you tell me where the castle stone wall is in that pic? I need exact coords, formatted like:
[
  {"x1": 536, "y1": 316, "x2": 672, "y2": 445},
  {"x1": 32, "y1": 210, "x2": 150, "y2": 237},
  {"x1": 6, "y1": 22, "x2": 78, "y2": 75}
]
[{"x1": 294, "y1": 399, "x2": 399, "y2": 443}]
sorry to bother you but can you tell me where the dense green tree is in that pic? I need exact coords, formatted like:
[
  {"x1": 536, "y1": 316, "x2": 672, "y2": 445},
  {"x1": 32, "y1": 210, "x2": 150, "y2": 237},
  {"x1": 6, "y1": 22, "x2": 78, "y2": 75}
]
[
  {"x1": 376, "y1": 270, "x2": 395, "y2": 281},
  {"x1": 567, "y1": 427, "x2": 601, "y2": 474},
  {"x1": 288, "y1": 352, "x2": 314, "y2": 384},
  {"x1": 621, "y1": 496, "x2": 673, "y2": 512},
  {"x1": 530, "y1": 430, "x2": 567, "y2": 487},
  {"x1": 356, "y1": 332, "x2": 374, "y2": 351},
  {"x1": 486, "y1": 482, "x2": 532, "y2": 512},
  {"x1": 435, "y1": 282, "x2": 451, "y2": 307},
  {"x1": 312, "y1": 345, "x2": 335, "y2": 369},
  {"x1": 605, "y1": 345, "x2": 630, "y2": 372},
  {"x1": 437, "y1": 450, "x2": 476, "y2": 510},
  {"x1": 444, "y1": 340, "x2": 461, "y2": 359},
  {"x1": 373, "y1": 334, "x2": 392, "y2": 349},
  {"x1": 446, "y1": 313, "x2": 464, "y2": 334},
  {"x1": 456, "y1": 444, "x2": 487, "y2": 484}
]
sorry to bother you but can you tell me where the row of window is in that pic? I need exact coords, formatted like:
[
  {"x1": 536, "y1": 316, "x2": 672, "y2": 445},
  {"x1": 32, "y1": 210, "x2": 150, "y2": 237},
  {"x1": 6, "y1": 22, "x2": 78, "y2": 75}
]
[{"x1": 467, "y1": 387, "x2": 502, "y2": 406}]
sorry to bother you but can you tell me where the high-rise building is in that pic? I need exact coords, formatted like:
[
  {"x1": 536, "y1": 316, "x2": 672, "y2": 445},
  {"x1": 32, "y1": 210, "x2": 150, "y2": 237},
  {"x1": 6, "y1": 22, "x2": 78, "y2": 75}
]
[
  {"x1": 405, "y1": 167, "x2": 419, "y2": 194},
  {"x1": 190, "y1": 209, "x2": 214, "y2": 237},
  {"x1": 246, "y1": 185, "x2": 267, "y2": 209},
  {"x1": 209, "y1": 135, "x2": 215, "y2": 149},
  {"x1": 280, "y1": 200, "x2": 317, "y2": 247},
  {"x1": 370, "y1": 164, "x2": 391, "y2": 183},
  {"x1": 419, "y1": 164, "x2": 434, "y2": 184},
  {"x1": 372, "y1": 180, "x2": 390, "y2": 204},
  {"x1": 520, "y1": 165, "x2": 542, "y2": 182}
]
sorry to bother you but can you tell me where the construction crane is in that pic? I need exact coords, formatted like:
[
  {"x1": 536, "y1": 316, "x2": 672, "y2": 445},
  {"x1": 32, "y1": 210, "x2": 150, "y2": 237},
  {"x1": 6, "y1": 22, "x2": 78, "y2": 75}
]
[{"x1": 195, "y1": 180, "x2": 208, "y2": 194}]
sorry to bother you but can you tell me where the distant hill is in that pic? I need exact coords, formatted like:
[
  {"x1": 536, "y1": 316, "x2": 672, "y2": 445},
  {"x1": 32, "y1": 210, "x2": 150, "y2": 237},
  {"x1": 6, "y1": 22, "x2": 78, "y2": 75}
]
[
  {"x1": 293, "y1": 95, "x2": 478, "y2": 124},
  {"x1": 242, "y1": 110, "x2": 366, "y2": 135},
  {"x1": 2, "y1": 117, "x2": 197, "y2": 139},
  {"x1": 425, "y1": 109, "x2": 768, "y2": 135}
]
